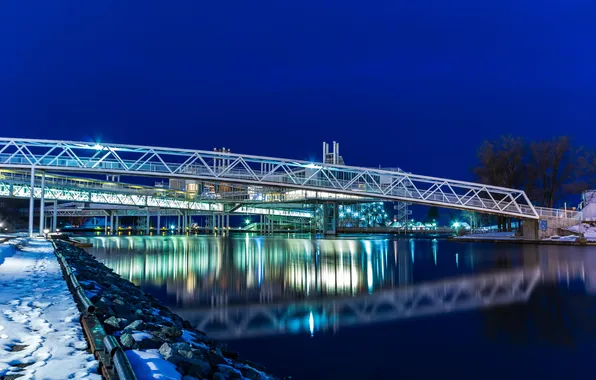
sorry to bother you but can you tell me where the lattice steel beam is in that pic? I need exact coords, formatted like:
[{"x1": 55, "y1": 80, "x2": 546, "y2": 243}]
[
  {"x1": 0, "y1": 180, "x2": 313, "y2": 218},
  {"x1": 0, "y1": 137, "x2": 539, "y2": 218}
]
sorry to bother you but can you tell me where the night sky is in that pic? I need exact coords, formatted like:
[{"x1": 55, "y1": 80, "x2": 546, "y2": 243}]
[{"x1": 2, "y1": 1, "x2": 595, "y2": 181}]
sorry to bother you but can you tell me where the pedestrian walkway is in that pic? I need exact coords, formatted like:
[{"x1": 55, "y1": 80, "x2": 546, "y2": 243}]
[{"x1": 0, "y1": 238, "x2": 100, "y2": 379}]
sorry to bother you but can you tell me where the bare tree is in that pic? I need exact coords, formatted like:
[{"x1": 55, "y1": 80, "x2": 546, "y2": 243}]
[
  {"x1": 527, "y1": 137, "x2": 590, "y2": 208},
  {"x1": 474, "y1": 135, "x2": 527, "y2": 230}
]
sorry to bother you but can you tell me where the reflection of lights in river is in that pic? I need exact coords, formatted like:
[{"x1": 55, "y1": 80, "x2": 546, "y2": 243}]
[
  {"x1": 309, "y1": 311, "x2": 314, "y2": 336},
  {"x1": 87, "y1": 235, "x2": 399, "y2": 305}
]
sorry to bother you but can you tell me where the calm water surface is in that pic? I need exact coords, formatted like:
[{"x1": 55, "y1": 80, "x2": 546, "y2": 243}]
[{"x1": 78, "y1": 234, "x2": 596, "y2": 380}]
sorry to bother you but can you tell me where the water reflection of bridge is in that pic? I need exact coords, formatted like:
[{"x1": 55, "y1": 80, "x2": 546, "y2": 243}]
[
  {"x1": 85, "y1": 236, "x2": 591, "y2": 340},
  {"x1": 173, "y1": 260, "x2": 585, "y2": 340}
]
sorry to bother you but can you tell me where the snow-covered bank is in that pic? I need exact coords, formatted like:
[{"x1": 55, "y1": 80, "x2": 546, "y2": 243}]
[
  {"x1": 566, "y1": 223, "x2": 596, "y2": 241},
  {"x1": 454, "y1": 232, "x2": 517, "y2": 240},
  {"x1": 0, "y1": 239, "x2": 100, "y2": 379}
]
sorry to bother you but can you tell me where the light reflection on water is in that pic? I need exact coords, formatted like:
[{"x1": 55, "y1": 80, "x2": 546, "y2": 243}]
[
  {"x1": 78, "y1": 234, "x2": 596, "y2": 379},
  {"x1": 79, "y1": 235, "x2": 596, "y2": 340}
]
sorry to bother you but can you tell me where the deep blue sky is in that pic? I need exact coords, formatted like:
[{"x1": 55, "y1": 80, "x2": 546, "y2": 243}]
[{"x1": 1, "y1": 1, "x2": 595, "y2": 181}]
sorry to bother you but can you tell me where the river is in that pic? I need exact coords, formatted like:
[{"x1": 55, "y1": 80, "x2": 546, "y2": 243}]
[{"x1": 77, "y1": 234, "x2": 596, "y2": 380}]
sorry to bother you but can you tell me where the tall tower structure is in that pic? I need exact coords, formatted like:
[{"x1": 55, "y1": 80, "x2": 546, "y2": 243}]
[{"x1": 323, "y1": 141, "x2": 345, "y2": 165}]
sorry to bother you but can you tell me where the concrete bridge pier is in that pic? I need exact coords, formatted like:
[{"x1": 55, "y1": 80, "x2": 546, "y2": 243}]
[
  {"x1": 52, "y1": 200, "x2": 57, "y2": 232},
  {"x1": 522, "y1": 219, "x2": 539, "y2": 240},
  {"x1": 156, "y1": 211, "x2": 161, "y2": 234},
  {"x1": 38, "y1": 172, "x2": 46, "y2": 234},
  {"x1": 322, "y1": 202, "x2": 337, "y2": 235},
  {"x1": 28, "y1": 167, "x2": 35, "y2": 237},
  {"x1": 114, "y1": 215, "x2": 119, "y2": 235}
]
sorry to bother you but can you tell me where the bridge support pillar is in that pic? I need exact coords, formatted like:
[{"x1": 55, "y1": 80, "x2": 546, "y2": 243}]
[
  {"x1": 109, "y1": 211, "x2": 114, "y2": 235},
  {"x1": 322, "y1": 203, "x2": 337, "y2": 235},
  {"x1": 28, "y1": 167, "x2": 35, "y2": 236},
  {"x1": 52, "y1": 200, "x2": 57, "y2": 232},
  {"x1": 38, "y1": 172, "x2": 46, "y2": 235},
  {"x1": 522, "y1": 219, "x2": 539, "y2": 240},
  {"x1": 114, "y1": 215, "x2": 119, "y2": 235},
  {"x1": 226, "y1": 214, "x2": 229, "y2": 234},
  {"x1": 104, "y1": 215, "x2": 108, "y2": 235},
  {"x1": 146, "y1": 211, "x2": 150, "y2": 235},
  {"x1": 177, "y1": 214, "x2": 181, "y2": 234},
  {"x1": 212, "y1": 213, "x2": 216, "y2": 234},
  {"x1": 157, "y1": 211, "x2": 161, "y2": 235}
]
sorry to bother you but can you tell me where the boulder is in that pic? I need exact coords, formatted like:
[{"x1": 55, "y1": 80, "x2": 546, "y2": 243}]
[
  {"x1": 208, "y1": 350, "x2": 229, "y2": 366},
  {"x1": 123, "y1": 320, "x2": 147, "y2": 332},
  {"x1": 217, "y1": 364, "x2": 243, "y2": 378},
  {"x1": 136, "y1": 336, "x2": 164, "y2": 350},
  {"x1": 119, "y1": 333, "x2": 136, "y2": 349}
]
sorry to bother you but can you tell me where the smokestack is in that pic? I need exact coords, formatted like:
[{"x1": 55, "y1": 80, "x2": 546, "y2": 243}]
[{"x1": 332, "y1": 141, "x2": 337, "y2": 164}]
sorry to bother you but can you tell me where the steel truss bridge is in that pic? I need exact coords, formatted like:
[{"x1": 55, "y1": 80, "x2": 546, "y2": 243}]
[
  {"x1": 0, "y1": 170, "x2": 314, "y2": 218},
  {"x1": 0, "y1": 138, "x2": 541, "y2": 219},
  {"x1": 174, "y1": 259, "x2": 586, "y2": 340}
]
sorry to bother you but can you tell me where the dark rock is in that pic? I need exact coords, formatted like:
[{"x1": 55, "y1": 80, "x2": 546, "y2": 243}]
[
  {"x1": 119, "y1": 333, "x2": 136, "y2": 349},
  {"x1": 154, "y1": 325, "x2": 183, "y2": 341},
  {"x1": 183, "y1": 376, "x2": 200, "y2": 380},
  {"x1": 165, "y1": 326, "x2": 183, "y2": 339},
  {"x1": 124, "y1": 320, "x2": 147, "y2": 332},
  {"x1": 208, "y1": 350, "x2": 229, "y2": 366},
  {"x1": 222, "y1": 349, "x2": 240, "y2": 360},
  {"x1": 217, "y1": 365, "x2": 244, "y2": 379},
  {"x1": 212, "y1": 373, "x2": 227, "y2": 380},
  {"x1": 94, "y1": 297, "x2": 113, "y2": 312},
  {"x1": 239, "y1": 365, "x2": 268, "y2": 380},
  {"x1": 159, "y1": 342, "x2": 177, "y2": 360},
  {"x1": 182, "y1": 358, "x2": 212, "y2": 378},
  {"x1": 113, "y1": 302, "x2": 131, "y2": 315},
  {"x1": 243, "y1": 360, "x2": 267, "y2": 372},
  {"x1": 104, "y1": 316, "x2": 122, "y2": 330},
  {"x1": 136, "y1": 336, "x2": 164, "y2": 350}
]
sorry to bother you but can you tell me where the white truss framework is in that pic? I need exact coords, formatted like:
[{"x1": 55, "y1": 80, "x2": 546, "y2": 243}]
[
  {"x1": 0, "y1": 138, "x2": 539, "y2": 218},
  {"x1": 0, "y1": 180, "x2": 312, "y2": 218}
]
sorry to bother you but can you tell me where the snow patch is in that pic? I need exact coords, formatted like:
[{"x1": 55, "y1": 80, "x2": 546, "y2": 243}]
[
  {"x1": 125, "y1": 349, "x2": 182, "y2": 380},
  {"x1": 0, "y1": 239, "x2": 100, "y2": 379},
  {"x1": 132, "y1": 332, "x2": 153, "y2": 342}
]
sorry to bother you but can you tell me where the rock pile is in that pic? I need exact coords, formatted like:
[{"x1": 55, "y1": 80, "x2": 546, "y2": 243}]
[{"x1": 54, "y1": 240, "x2": 276, "y2": 380}]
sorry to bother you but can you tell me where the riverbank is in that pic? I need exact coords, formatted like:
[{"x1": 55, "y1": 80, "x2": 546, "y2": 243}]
[
  {"x1": 53, "y1": 239, "x2": 276, "y2": 380},
  {"x1": 0, "y1": 238, "x2": 99, "y2": 379},
  {"x1": 451, "y1": 232, "x2": 596, "y2": 246}
]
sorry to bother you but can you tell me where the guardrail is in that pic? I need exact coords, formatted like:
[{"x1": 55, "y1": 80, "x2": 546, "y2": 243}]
[{"x1": 52, "y1": 240, "x2": 137, "y2": 380}]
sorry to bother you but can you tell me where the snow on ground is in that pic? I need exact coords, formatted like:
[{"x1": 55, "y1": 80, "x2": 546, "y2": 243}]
[
  {"x1": 125, "y1": 349, "x2": 181, "y2": 380},
  {"x1": 0, "y1": 238, "x2": 100, "y2": 379},
  {"x1": 567, "y1": 224, "x2": 596, "y2": 241}
]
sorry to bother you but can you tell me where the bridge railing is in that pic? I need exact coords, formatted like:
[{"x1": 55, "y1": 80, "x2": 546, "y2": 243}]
[{"x1": 0, "y1": 139, "x2": 540, "y2": 219}]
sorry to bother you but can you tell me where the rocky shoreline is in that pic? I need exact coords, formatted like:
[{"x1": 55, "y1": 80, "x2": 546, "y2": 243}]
[{"x1": 53, "y1": 240, "x2": 277, "y2": 380}]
